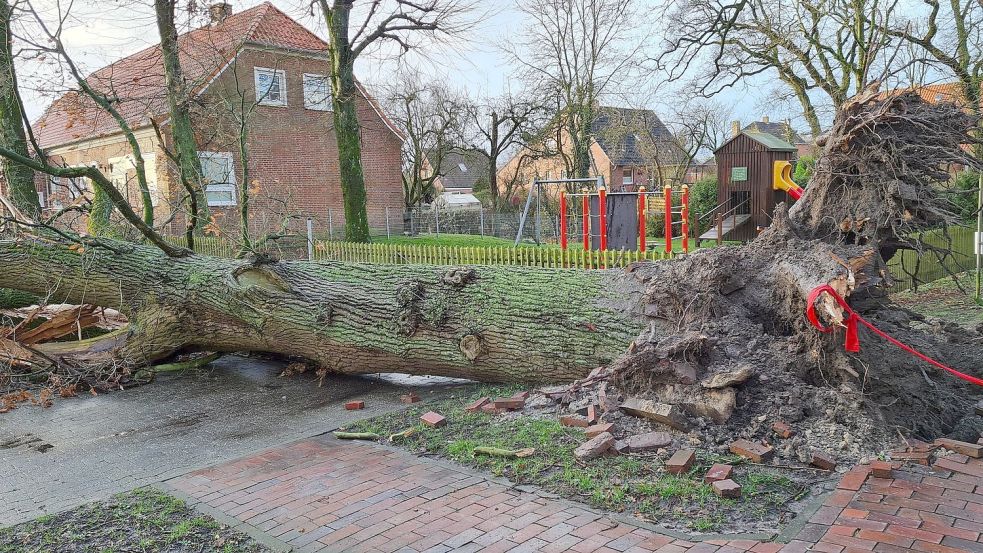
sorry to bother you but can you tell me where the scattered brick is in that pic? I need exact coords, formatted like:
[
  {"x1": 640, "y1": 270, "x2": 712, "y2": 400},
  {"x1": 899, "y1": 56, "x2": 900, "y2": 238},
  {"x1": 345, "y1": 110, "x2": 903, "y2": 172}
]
[
  {"x1": 704, "y1": 463, "x2": 734, "y2": 484},
  {"x1": 811, "y1": 451, "x2": 838, "y2": 471},
  {"x1": 574, "y1": 431, "x2": 615, "y2": 462},
  {"x1": 493, "y1": 397, "x2": 524, "y2": 411},
  {"x1": 712, "y1": 479, "x2": 742, "y2": 498},
  {"x1": 344, "y1": 401, "x2": 364, "y2": 410},
  {"x1": 837, "y1": 467, "x2": 871, "y2": 490},
  {"x1": 871, "y1": 460, "x2": 893, "y2": 479},
  {"x1": 480, "y1": 404, "x2": 502, "y2": 415},
  {"x1": 512, "y1": 390, "x2": 530, "y2": 401},
  {"x1": 626, "y1": 431, "x2": 672, "y2": 453},
  {"x1": 585, "y1": 423, "x2": 614, "y2": 438},
  {"x1": 465, "y1": 397, "x2": 490, "y2": 412},
  {"x1": 934, "y1": 438, "x2": 983, "y2": 458},
  {"x1": 613, "y1": 439, "x2": 630, "y2": 454},
  {"x1": 420, "y1": 411, "x2": 446, "y2": 428},
  {"x1": 730, "y1": 439, "x2": 774, "y2": 463},
  {"x1": 892, "y1": 450, "x2": 931, "y2": 465},
  {"x1": 400, "y1": 393, "x2": 421, "y2": 404},
  {"x1": 620, "y1": 398, "x2": 690, "y2": 431},
  {"x1": 772, "y1": 421, "x2": 794, "y2": 439},
  {"x1": 586, "y1": 404, "x2": 599, "y2": 424},
  {"x1": 665, "y1": 449, "x2": 696, "y2": 475},
  {"x1": 560, "y1": 415, "x2": 590, "y2": 428}
]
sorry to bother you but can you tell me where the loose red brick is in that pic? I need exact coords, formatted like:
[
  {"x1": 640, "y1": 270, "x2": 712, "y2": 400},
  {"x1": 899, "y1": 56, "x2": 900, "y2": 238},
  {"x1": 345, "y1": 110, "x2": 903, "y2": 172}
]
[
  {"x1": 480, "y1": 404, "x2": 502, "y2": 414},
  {"x1": 871, "y1": 460, "x2": 894, "y2": 479},
  {"x1": 772, "y1": 421, "x2": 794, "y2": 439},
  {"x1": 493, "y1": 397, "x2": 524, "y2": 411},
  {"x1": 811, "y1": 451, "x2": 838, "y2": 471},
  {"x1": 626, "y1": 431, "x2": 672, "y2": 452},
  {"x1": 730, "y1": 439, "x2": 774, "y2": 463},
  {"x1": 712, "y1": 479, "x2": 741, "y2": 498},
  {"x1": 585, "y1": 423, "x2": 614, "y2": 438},
  {"x1": 345, "y1": 401, "x2": 364, "y2": 410},
  {"x1": 420, "y1": 411, "x2": 446, "y2": 428},
  {"x1": 559, "y1": 415, "x2": 590, "y2": 428},
  {"x1": 665, "y1": 449, "x2": 696, "y2": 475},
  {"x1": 574, "y1": 432, "x2": 615, "y2": 461},
  {"x1": 512, "y1": 391, "x2": 530, "y2": 401},
  {"x1": 704, "y1": 463, "x2": 734, "y2": 484},
  {"x1": 935, "y1": 438, "x2": 983, "y2": 459},
  {"x1": 465, "y1": 397, "x2": 490, "y2": 412},
  {"x1": 400, "y1": 393, "x2": 421, "y2": 404},
  {"x1": 586, "y1": 404, "x2": 599, "y2": 424}
]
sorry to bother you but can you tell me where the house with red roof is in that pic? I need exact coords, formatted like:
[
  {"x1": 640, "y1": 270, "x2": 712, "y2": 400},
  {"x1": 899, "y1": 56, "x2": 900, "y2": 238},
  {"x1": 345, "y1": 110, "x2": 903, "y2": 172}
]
[{"x1": 28, "y1": 2, "x2": 403, "y2": 237}]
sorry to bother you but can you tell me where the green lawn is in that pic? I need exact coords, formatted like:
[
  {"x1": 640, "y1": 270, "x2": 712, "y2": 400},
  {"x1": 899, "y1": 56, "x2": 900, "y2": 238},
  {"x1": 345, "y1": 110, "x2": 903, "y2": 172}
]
[
  {"x1": 893, "y1": 271, "x2": 983, "y2": 329},
  {"x1": 371, "y1": 233, "x2": 725, "y2": 252}
]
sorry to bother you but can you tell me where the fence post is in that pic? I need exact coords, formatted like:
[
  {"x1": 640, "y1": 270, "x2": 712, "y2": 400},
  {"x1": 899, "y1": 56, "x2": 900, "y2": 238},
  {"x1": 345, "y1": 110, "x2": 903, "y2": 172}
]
[
  {"x1": 385, "y1": 207, "x2": 391, "y2": 239},
  {"x1": 479, "y1": 207, "x2": 485, "y2": 236},
  {"x1": 306, "y1": 217, "x2": 314, "y2": 261},
  {"x1": 328, "y1": 209, "x2": 334, "y2": 241},
  {"x1": 681, "y1": 184, "x2": 689, "y2": 253},
  {"x1": 638, "y1": 186, "x2": 646, "y2": 252}
]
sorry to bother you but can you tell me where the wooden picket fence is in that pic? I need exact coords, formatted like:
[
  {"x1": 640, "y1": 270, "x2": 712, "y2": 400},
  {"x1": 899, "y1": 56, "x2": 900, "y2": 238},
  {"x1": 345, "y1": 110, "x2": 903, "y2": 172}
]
[{"x1": 312, "y1": 241, "x2": 672, "y2": 269}]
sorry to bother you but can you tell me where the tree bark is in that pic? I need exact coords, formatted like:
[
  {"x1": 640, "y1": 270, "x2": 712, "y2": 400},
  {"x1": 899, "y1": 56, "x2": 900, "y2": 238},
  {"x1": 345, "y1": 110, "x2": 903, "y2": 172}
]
[
  {"x1": 154, "y1": 0, "x2": 206, "y2": 247},
  {"x1": 0, "y1": 0, "x2": 38, "y2": 218},
  {"x1": 0, "y1": 238, "x2": 644, "y2": 382},
  {"x1": 322, "y1": 3, "x2": 370, "y2": 243}
]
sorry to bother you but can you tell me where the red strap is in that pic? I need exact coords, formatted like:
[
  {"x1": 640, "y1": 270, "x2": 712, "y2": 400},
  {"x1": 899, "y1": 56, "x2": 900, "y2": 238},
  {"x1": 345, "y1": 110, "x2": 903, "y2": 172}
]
[{"x1": 807, "y1": 285, "x2": 983, "y2": 387}]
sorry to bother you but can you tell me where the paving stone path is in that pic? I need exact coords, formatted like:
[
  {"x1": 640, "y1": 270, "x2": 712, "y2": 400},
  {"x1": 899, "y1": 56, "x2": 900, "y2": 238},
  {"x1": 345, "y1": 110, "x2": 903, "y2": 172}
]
[{"x1": 164, "y1": 435, "x2": 983, "y2": 552}]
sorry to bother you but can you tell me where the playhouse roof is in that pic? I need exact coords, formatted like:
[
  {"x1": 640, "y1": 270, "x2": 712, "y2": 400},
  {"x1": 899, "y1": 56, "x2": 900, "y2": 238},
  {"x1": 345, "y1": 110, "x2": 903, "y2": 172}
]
[{"x1": 715, "y1": 130, "x2": 797, "y2": 154}]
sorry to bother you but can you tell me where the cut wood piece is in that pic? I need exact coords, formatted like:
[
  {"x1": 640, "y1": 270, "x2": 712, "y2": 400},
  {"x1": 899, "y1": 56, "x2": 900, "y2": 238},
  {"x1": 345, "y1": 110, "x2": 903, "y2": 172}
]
[
  {"x1": 474, "y1": 446, "x2": 535, "y2": 458},
  {"x1": 729, "y1": 439, "x2": 774, "y2": 463},
  {"x1": 620, "y1": 398, "x2": 690, "y2": 431},
  {"x1": 0, "y1": 337, "x2": 35, "y2": 366},
  {"x1": 934, "y1": 438, "x2": 983, "y2": 458},
  {"x1": 333, "y1": 432, "x2": 380, "y2": 440}
]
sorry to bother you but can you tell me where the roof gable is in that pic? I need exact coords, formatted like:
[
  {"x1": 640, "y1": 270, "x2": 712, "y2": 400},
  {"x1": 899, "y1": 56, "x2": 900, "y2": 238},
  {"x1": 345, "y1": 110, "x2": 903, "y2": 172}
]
[
  {"x1": 35, "y1": 2, "x2": 328, "y2": 149},
  {"x1": 715, "y1": 130, "x2": 797, "y2": 153},
  {"x1": 592, "y1": 107, "x2": 684, "y2": 166}
]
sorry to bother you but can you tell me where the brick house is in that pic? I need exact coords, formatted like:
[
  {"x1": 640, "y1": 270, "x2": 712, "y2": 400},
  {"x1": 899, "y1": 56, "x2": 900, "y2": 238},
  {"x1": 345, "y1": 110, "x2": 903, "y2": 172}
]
[
  {"x1": 496, "y1": 107, "x2": 685, "y2": 200},
  {"x1": 30, "y1": 2, "x2": 403, "y2": 237}
]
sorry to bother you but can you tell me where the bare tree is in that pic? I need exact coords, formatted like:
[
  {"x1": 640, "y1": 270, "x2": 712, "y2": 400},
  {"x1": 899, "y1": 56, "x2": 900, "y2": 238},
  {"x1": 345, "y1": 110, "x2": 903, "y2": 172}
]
[
  {"x1": 315, "y1": 0, "x2": 482, "y2": 242},
  {"x1": 462, "y1": 93, "x2": 543, "y2": 208},
  {"x1": 507, "y1": 0, "x2": 649, "y2": 179},
  {"x1": 659, "y1": 0, "x2": 900, "y2": 135},
  {"x1": 0, "y1": 0, "x2": 37, "y2": 219},
  {"x1": 385, "y1": 72, "x2": 466, "y2": 226}
]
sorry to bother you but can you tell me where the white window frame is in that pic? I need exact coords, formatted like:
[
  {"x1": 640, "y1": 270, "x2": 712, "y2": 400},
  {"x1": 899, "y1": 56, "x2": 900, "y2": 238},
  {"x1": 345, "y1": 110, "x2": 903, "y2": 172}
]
[
  {"x1": 198, "y1": 151, "x2": 238, "y2": 207},
  {"x1": 622, "y1": 168, "x2": 634, "y2": 185},
  {"x1": 254, "y1": 67, "x2": 287, "y2": 107},
  {"x1": 302, "y1": 73, "x2": 332, "y2": 111}
]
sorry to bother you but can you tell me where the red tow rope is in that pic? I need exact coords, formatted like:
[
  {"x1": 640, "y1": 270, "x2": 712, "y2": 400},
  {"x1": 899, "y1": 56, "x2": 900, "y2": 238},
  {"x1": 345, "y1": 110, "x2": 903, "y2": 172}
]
[{"x1": 807, "y1": 284, "x2": 983, "y2": 387}]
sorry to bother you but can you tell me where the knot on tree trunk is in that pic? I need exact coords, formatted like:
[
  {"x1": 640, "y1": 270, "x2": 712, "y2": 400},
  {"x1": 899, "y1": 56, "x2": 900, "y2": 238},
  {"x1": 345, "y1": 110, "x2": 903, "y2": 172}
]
[
  {"x1": 442, "y1": 267, "x2": 477, "y2": 287},
  {"x1": 459, "y1": 333, "x2": 483, "y2": 362}
]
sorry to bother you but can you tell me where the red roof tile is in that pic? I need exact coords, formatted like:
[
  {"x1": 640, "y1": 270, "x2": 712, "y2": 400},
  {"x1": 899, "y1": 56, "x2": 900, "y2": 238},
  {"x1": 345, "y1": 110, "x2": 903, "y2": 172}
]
[{"x1": 35, "y1": 2, "x2": 328, "y2": 148}]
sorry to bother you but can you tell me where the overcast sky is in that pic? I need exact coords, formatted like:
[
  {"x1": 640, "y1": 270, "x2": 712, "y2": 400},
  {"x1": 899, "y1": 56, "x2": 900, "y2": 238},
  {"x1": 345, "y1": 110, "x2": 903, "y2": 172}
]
[{"x1": 17, "y1": 0, "x2": 795, "y2": 131}]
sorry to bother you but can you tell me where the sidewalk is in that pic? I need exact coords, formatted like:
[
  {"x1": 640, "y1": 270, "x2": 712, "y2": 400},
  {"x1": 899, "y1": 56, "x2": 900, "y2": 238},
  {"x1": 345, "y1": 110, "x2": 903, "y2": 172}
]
[{"x1": 164, "y1": 435, "x2": 983, "y2": 552}]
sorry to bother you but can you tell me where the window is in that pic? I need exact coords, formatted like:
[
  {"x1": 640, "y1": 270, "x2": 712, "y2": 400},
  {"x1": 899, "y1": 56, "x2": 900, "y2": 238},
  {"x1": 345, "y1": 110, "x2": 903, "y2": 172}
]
[
  {"x1": 199, "y1": 152, "x2": 237, "y2": 206},
  {"x1": 109, "y1": 155, "x2": 160, "y2": 206},
  {"x1": 303, "y1": 73, "x2": 331, "y2": 111},
  {"x1": 622, "y1": 168, "x2": 634, "y2": 185},
  {"x1": 458, "y1": 163, "x2": 468, "y2": 173},
  {"x1": 255, "y1": 67, "x2": 286, "y2": 106}
]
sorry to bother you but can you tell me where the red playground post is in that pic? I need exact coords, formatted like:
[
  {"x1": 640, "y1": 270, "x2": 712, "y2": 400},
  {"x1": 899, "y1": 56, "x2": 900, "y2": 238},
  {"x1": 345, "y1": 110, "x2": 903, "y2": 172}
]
[
  {"x1": 681, "y1": 184, "x2": 690, "y2": 253},
  {"x1": 664, "y1": 185, "x2": 672, "y2": 254},
  {"x1": 559, "y1": 191, "x2": 568, "y2": 250},
  {"x1": 581, "y1": 190, "x2": 590, "y2": 251},
  {"x1": 637, "y1": 186, "x2": 646, "y2": 252},
  {"x1": 598, "y1": 187, "x2": 608, "y2": 252}
]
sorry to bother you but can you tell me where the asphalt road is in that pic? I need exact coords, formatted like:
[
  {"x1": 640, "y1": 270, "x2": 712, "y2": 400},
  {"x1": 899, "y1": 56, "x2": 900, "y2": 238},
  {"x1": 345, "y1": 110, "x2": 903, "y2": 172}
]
[{"x1": 0, "y1": 355, "x2": 470, "y2": 526}]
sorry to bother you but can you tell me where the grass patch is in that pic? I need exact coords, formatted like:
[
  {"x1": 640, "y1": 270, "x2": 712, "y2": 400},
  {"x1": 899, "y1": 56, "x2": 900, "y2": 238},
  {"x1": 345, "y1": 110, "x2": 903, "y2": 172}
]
[
  {"x1": 894, "y1": 271, "x2": 983, "y2": 329},
  {"x1": 345, "y1": 385, "x2": 806, "y2": 534},
  {"x1": 370, "y1": 233, "x2": 731, "y2": 252},
  {"x1": 0, "y1": 488, "x2": 269, "y2": 553}
]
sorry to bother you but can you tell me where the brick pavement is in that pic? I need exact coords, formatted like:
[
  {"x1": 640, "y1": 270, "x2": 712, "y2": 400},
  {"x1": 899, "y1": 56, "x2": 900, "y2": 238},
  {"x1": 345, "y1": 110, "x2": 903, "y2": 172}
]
[{"x1": 165, "y1": 436, "x2": 983, "y2": 552}]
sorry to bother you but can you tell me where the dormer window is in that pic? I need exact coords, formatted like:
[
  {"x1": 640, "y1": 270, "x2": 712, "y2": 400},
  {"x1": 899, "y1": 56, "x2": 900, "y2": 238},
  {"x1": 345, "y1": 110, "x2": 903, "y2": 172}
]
[
  {"x1": 255, "y1": 67, "x2": 286, "y2": 107},
  {"x1": 458, "y1": 163, "x2": 468, "y2": 172}
]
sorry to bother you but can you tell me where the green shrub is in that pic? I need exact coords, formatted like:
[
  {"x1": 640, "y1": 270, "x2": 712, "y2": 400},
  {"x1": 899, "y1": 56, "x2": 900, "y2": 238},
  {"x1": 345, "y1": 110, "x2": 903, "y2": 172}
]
[
  {"x1": 793, "y1": 155, "x2": 815, "y2": 188},
  {"x1": 948, "y1": 170, "x2": 980, "y2": 223},
  {"x1": 688, "y1": 176, "x2": 719, "y2": 236}
]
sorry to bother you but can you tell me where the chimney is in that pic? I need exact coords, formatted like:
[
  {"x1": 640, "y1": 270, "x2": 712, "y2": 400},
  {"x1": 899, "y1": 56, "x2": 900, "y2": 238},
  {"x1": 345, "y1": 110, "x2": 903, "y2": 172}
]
[
  {"x1": 731, "y1": 120, "x2": 741, "y2": 138},
  {"x1": 761, "y1": 115, "x2": 769, "y2": 124},
  {"x1": 209, "y1": 2, "x2": 232, "y2": 24}
]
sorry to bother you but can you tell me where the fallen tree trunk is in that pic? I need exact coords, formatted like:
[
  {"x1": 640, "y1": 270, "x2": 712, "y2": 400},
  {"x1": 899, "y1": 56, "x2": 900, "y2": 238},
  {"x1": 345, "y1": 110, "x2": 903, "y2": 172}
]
[{"x1": 0, "y1": 237, "x2": 647, "y2": 382}]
